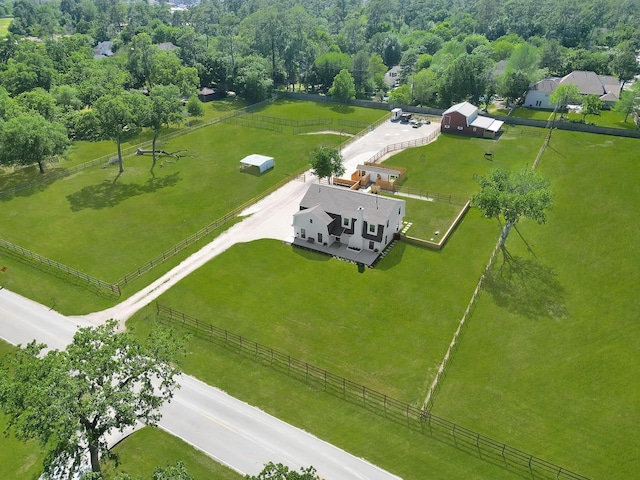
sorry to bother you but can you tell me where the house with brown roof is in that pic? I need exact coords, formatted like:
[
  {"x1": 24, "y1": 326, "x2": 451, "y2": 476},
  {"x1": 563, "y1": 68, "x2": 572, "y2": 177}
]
[{"x1": 441, "y1": 102, "x2": 504, "y2": 138}]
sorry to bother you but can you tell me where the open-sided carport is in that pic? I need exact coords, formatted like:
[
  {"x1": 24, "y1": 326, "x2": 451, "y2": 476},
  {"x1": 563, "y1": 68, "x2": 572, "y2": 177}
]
[{"x1": 240, "y1": 154, "x2": 274, "y2": 173}]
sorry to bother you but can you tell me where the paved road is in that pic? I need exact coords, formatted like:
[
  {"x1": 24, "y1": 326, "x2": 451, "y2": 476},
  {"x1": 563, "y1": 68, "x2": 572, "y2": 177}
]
[{"x1": 0, "y1": 287, "x2": 402, "y2": 479}]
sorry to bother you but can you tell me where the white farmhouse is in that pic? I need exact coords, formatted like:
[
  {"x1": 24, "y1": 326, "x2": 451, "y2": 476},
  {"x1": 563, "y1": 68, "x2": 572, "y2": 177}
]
[{"x1": 292, "y1": 184, "x2": 405, "y2": 266}]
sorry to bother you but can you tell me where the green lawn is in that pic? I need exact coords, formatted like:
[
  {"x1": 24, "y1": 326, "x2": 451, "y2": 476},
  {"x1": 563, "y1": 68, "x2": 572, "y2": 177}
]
[
  {"x1": 129, "y1": 210, "x2": 496, "y2": 404},
  {"x1": 431, "y1": 130, "x2": 640, "y2": 479},
  {"x1": 512, "y1": 106, "x2": 638, "y2": 129},
  {"x1": 400, "y1": 196, "x2": 464, "y2": 240},
  {"x1": 388, "y1": 125, "x2": 544, "y2": 197},
  {"x1": 102, "y1": 427, "x2": 242, "y2": 480},
  {"x1": 3, "y1": 99, "x2": 637, "y2": 479},
  {"x1": 0, "y1": 17, "x2": 11, "y2": 38},
  {"x1": 0, "y1": 100, "x2": 385, "y2": 314}
]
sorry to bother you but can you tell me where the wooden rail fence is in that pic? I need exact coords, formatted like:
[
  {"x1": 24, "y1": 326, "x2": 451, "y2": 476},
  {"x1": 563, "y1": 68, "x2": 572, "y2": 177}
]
[
  {"x1": 155, "y1": 303, "x2": 590, "y2": 480},
  {"x1": 0, "y1": 239, "x2": 120, "y2": 296}
]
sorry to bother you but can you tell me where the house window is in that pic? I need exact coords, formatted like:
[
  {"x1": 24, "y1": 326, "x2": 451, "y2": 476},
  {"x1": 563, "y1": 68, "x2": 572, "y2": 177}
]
[
  {"x1": 473, "y1": 127, "x2": 477, "y2": 132},
  {"x1": 317, "y1": 233, "x2": 323, "y2": 243},
  {"x1": 369, "y1": 241, "x2": 375, "y2": 250},
  {"x1": 309, "y1": 219, "x2": 313, "y2": 223},
  {"x1": 343, "y1": 217, "x2": 349, "y2": 226},
  {"x1": 369, "y1": 224, "x2": 375, "y2": 233},
  {"x1": 457, "y1": 126, "x2": 463, "y2": 130},
  {"x1": 398, "y1": 208, "x2": 401, "y2": 214},
  {"x1": 386, "y1": 220, "x2": 389, "y2": 227},
  {"x1": 301, "y1": 228, "x2": 306, "y2": 239},
  {"x1": 444, "y1": 124, "x2": 450, "y2": 128}
]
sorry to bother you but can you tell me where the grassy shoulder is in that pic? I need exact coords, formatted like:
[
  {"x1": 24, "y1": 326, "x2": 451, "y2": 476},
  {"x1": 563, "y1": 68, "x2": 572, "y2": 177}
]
[{"x1": 102, "y1": 427, "x2": 242, "y2": 480}]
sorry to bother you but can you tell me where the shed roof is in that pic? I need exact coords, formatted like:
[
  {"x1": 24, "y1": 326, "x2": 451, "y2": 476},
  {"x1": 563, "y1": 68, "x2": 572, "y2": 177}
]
[
  {"x1": 443, "y1": 101, "x2": 478, "y2": 119},
  {"x1": 356, "y1": 164, "x2": 402, "y2": 177},
  {"x1": 240, "y1": 154, "x2": 274, "y2": 168},
  {"x1": 470, "y1": 116, "x2": 504, "y2": 132}
]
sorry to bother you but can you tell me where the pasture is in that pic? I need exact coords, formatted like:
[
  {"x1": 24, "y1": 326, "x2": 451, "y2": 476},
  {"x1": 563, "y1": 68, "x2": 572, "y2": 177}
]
[
  {"x1": 0, "y1": 100, "x2": 385, "y2": 313},
  {"x1": 127, "y1": 126, "x2": 639, "y2": 479},
  {"x1": 1, "y1": 99, "x2": 638, "y2": 479}
]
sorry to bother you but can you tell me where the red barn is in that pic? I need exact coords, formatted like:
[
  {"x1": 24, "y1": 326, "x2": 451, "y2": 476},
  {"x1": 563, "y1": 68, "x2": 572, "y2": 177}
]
[{"x1": 441, "y1": 102, "x2": 504, "y2": 138}]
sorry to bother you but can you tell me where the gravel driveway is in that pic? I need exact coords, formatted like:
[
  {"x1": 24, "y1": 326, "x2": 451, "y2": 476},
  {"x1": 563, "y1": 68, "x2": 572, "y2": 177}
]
[{"x1": 84, "y1": 119, "x2": 441, "y2": 324}]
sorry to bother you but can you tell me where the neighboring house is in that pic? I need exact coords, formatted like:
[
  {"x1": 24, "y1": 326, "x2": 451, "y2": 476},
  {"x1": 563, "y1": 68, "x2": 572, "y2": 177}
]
[
  {"x1": 524, "y1": 71, "x2": 622, "y2": 109},
  {"x1": 157, "y1": 42, "x2": 178, "y2": 51},
  {"x1": 441, "y1": 102, "x2": 504, "y2": 138},
  {"x1": 523, "y1": 78, "x2": 560, "y2": 109},
  {"x1": 198, "y1": 87, "x2": 224, "y2": 102},
  {"x1": 292, "y1": 184, "x2": 405, "y2": 266},
  {"x1": 93, "y1": 41, "x2": 113, "y2": 59},
  {"x1": 384, "y1": 66, "x2": 401, "y2": 87}
]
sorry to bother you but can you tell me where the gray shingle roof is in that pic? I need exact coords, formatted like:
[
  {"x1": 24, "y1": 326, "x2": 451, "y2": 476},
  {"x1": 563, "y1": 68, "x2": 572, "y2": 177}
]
[{"x1": 300, "y1": 184, "x2": 404, "y2": 226}]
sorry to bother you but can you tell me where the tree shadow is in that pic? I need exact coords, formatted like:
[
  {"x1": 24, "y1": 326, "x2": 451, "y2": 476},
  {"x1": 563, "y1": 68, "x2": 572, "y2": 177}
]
[
  {"x1": 329, "y1": 103, "x2": 355, "y2": 114},
  {"x1": 66, "y1": 172, "x2": 181, "y2": 211},
  {"x1": 483, "y1": 250, "x2": 568, "y2": 321},
  {"x1": 0, "y1": 165, "x2": 69, "y2": 201}
]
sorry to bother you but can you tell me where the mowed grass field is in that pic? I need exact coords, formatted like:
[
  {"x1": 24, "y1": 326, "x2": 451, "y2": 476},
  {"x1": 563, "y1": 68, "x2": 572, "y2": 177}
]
[
  {"x1": 2, "y1": 98, "x2": 638, "y2": 479},
  {"x1": 431, "y1": 130, "x2": 640, "y2": 478},
  {"x1": 0, "y1": 100, "x2": 385, "y2": 314}
]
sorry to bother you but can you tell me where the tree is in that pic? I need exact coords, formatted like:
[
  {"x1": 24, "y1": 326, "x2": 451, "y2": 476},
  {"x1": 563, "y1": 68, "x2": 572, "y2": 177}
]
[
  {"x1": 128, "y1": 32, "x2": 158, "y2": 90},
  {"x1": 473, "y1": 168, "x2": 553, "y2": 247},
  {"x1": 186, "y1": 95, "x2": 205, "y2": 122},
  {"x1": 611, "y1": 44, "x2": 640, "y2": 89},
  {"x1": 235, "y1": 55, "x2": 273, "y2": 103},
  {"x1": 313, "y1": 52, "x2": 351, "y2": 93},
  {"x1": 549, "y1": 83, "x2": 580, "y2": 112},
  {"x1": 94, "y1": 89, "x2": 150, "y2": 173},
  {"x1": 309, "y1": 146, "x2": 345, "y2": 183},
  {"x1": 581, "y1": 94, "x2": 603, "y2": 123},
  {"x1": 0, "y1": 319, "x2": 182, "y2": 477},
  {"x1": 497, "y1": 70, "x2": 531, "y2": 105},
  {"x1": 246, "y1": 462, "x2": 321, "y2": 480},
  {"x1": 146, "y1": 84, "x2": 184, "y2": 172},
  {"x1": 411, "y1": 69, "x2": 438, "y2": 106},
  {"x1": 439, "y1": 53, "x2": 492, "y2": 106},
  {"x1": 388, "y1": 83, "x2": 411, "y2": 105},
  {"x1": 0, "y1": 113, "x2": 69, "y2": 174},
  {"x1": 329, "y1": 68, "x2": 355, "y2": 102},
  {"x1": 613, "y1": 84, "x2": 640, "y2": 123}
]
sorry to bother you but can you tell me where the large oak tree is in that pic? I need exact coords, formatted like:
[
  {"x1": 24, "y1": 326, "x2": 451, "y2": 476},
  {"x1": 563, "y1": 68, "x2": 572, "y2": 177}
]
[{"x1": 0, "y1": 319, "x2": 182, "y2": 477}]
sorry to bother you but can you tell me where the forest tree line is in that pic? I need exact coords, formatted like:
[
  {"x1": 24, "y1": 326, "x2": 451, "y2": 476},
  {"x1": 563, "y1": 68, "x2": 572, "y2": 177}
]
[{"x1": 0, "y1": 0, "x2": 638, "y2": 169}]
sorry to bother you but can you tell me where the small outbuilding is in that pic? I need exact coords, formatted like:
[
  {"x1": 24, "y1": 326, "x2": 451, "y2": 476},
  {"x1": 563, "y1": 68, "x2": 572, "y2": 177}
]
[{"x1": 240, "y1": 154, "x2": 274, "y2": 174}]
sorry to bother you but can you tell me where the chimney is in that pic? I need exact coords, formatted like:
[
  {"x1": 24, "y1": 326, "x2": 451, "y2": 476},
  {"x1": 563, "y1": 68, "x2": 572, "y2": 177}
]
[{"x1": 348, "y1": 206, "x2": 364, "y2": 251}]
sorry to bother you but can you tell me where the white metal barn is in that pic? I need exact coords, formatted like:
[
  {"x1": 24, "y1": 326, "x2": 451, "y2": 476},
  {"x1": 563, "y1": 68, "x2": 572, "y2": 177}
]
[{"x1": 240, "y1": 154, "x2": 274, "y2": 173}]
